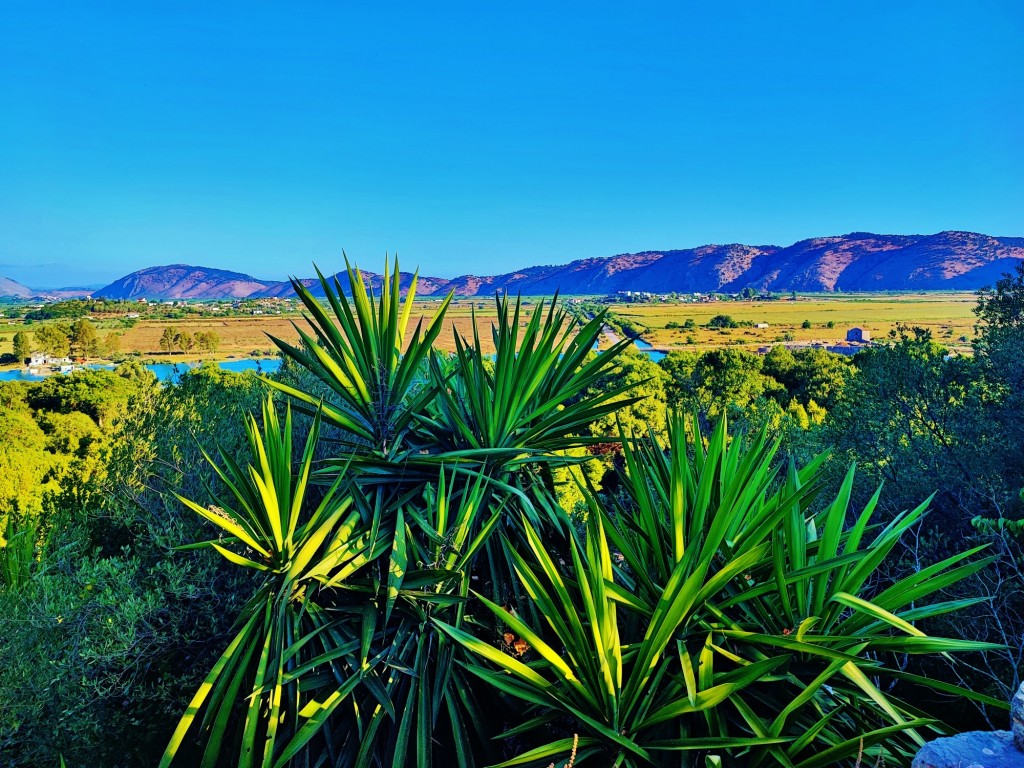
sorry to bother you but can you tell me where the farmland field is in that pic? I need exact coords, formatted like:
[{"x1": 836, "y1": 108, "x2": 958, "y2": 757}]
[
  {"x1": 0, "y1": 293, "x2": 981, "y2": 366},
  {"x1": 608, "y1": 292, "x2": 979, "y2": 353},
  {"x1": 0, "y1": 297, "x2": 526, "y2": 364},
  {"x1": 106, "y1": 299, "x2": 517, "y2": 357}
]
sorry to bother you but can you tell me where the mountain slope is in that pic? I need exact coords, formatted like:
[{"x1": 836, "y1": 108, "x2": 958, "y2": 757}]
[
  {"x1": 434, "y1": 232, "x2": 1024, "y2": 295},
  {"x1": 0, "y1": 276, "x2": 34, "y2": 298},
  {"x1": 92, "y1": 231, "x2": 1024, "y2": 300},
  {"x1": 95, "y1": 265, "x2": 279, "y2": 300}
]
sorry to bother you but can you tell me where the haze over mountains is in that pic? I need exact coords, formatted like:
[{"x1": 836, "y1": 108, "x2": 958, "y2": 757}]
[{"x1": 5, "y1": 231, "x2": 1023, "y2": 301}]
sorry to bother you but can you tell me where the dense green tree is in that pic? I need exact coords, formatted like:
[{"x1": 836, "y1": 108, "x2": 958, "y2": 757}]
[
  {"x1": 36, "y1": 410, "x2": 103, "y2": 458},
  {"x1": 0, "y1": 363, "x2": 163, "y2": 526},
  {"x1": 586, "y1": 346, "x2": 670, "y2": 443},
  {"x1": 706, "y1": 313, "x2": 737, "y2": 328},
  {"x1": 12, "y1": 331, "x2": 29, "y2": 363},
  {"x1": 23, "y1": 298, "x2": 134, "y2": 322},
  {"x1": 27, "y1": 369, "x2": 142, "y2": 428},
  {"x1": 70, "y1": 318, "x2": 99, "y2": 358},
  {"x1": 102, "y1": 331, "x2": 121, "y2": 357},
  {"x1": 972, "y1": 262, "x2": 1024, "y2": 492},
  {"x1": 194, "y1": 330, "x2": 220, "y2": 353},
  {"x1": 0, "y1": 385, "x2": 51, "y2": 516},
  {"x1": 762, "y1": 345, "x2": 853, "y2": 411},
  {"x1": 974, "y1": 260, "x2": 1024, "y2": 334},
  {"x1": 661, "y1": 348, "x2": 783, "y2": 425},
  {"x1": 823, "y1": 329, "x2": 1002, "y2": 521},
  {"x1": 33, "y1": 323, "x2": 71, "y2": 357},
  {"x1": 761, "y1": 344, "x2": 796, "y2": 381},
  {"x1": 159, "y1": 327, "x2": 175, "y2": 354},
  {"x1": 173, "y1": 330, "x2": 194, "y2": 353}
]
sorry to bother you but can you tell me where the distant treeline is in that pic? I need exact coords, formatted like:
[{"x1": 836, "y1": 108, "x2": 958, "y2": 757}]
[{"x1": 23, "y1": 298, "x2": 137, "y2": 321}]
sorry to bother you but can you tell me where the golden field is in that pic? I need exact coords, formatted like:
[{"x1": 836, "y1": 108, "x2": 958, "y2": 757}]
[
  {"x1": 107, "y1": 302, "x2": 518, "y2": 357},
  {"x1": 613, "y1": 293, "x2": 979, "y2": 352},
  {"x1": 0, "y1": 293, "x2": 981, "y2": 366},
  {"x1": 0, "y1": 297, "x2": 539, "y2": 363}
]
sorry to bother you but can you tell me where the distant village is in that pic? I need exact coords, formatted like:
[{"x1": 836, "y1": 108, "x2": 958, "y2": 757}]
[
  {"x1": 605, "y1": 288, "x2": 795, "y2": 303},
  {"x1": 120, "y1": 296, "x2": 299, "y2": 315}
]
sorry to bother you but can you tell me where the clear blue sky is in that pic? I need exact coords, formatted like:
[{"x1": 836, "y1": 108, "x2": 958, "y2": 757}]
[{"x1": 2, "y1": 2, "x2": 1022, "y2": 287}]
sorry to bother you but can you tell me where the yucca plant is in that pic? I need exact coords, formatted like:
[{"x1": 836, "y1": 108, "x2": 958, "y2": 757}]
[
  {"x1": 439, "y1": 413, "x2": 1002, "y2": 767},
  {"x1": 437, "y1": 510, "x2": 789, "y2": 767},
  {"x1": 421, "y1": 293, "x2": 635, "y2": 465},
  {"x1": 159, "y1": 399, "x2": 390, "y2": 767},
  {"x1": 0, "y1": 512, "x2": 37, "y2": 590},
  {"x1": 611, "y1": 413, "x2": 1004, "y2": 766},
  {"x1": 267, "y1": 257, "x2": 452, "y2": 459},
  {"x1": 315, "y1": 469, "x2": 513, "y2": 768},
  {"x1": 166, "y1": 262, "x2": 642, "y2": 767}
]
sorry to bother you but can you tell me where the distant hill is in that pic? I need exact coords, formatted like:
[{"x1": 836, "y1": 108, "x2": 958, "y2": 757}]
[
  {"x1": 90, "y1": 264, "x2": 428, "y2": 301},
  {"x1": 0, "y1": 276, "x2": 35, "y2": 299},
  {"x1": 92, "y1": 231, "x2": 1024, "y2": 300},
  {"x1": 95, "y1": 265, "x2": 281, "y2": 300}
]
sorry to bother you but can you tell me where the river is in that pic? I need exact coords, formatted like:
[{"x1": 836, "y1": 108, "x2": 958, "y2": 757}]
[
  {"x1": 0, "y1": 358, "x2": 283, "y2": 383},
  {"x1": 2, "y1": 343, "x2": 665, "y2": 385},
  {"x1": 631, "y1": 338, "x2": 667, "y2": 362}
]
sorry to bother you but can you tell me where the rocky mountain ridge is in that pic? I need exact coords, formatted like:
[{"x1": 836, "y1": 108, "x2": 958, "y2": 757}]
[{"x1": 87, "y1": 231, "x2": 1024, "y2": 300}]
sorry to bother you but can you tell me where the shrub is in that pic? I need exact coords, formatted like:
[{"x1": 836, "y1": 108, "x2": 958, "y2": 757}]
[{"x1": 707, "y1": 314, "x2": 737, "y2": 329}]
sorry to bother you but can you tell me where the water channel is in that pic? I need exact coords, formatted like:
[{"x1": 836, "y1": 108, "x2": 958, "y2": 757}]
[
  {"x1": 2, "y1": 341, "x2": 665, "y2": 385},
  {"x1": 0, "y1": 358, "x2": 283, "y2": 383}
]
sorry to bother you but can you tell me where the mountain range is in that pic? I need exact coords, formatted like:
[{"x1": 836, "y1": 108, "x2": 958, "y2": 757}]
[
  {"x1": 0, "y1": 277, "x2": 100, "y2": 300},
  {"x1": 0, "y1": 276, "x2": 35, "y2": 299},
  {"x1": 5, "y1": 231, "x2": 1023, "y2": 301}
]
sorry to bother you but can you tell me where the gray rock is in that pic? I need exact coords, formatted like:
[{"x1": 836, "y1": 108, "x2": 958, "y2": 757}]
[
  {"x1": 1013, "y1": 682, "x2": 1024, "y2": 751},
  {"x1": 912, "y1": 731, "x2": 1024, "y2": 767}
]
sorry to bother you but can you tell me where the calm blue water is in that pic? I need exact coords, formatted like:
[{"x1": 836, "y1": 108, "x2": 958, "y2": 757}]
[
  {"x1": 1, "y1": 346, "x2": 667, "y2": 384},
  {"x1": 0, "y1": 358, "x2": 282, "y2": 384},
  {"x1": 631, "y1": 338, "x2": 666, "y2": 362},
  {"x1": 144, "y1": 358, "x2": 282, "y2": 383}
]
